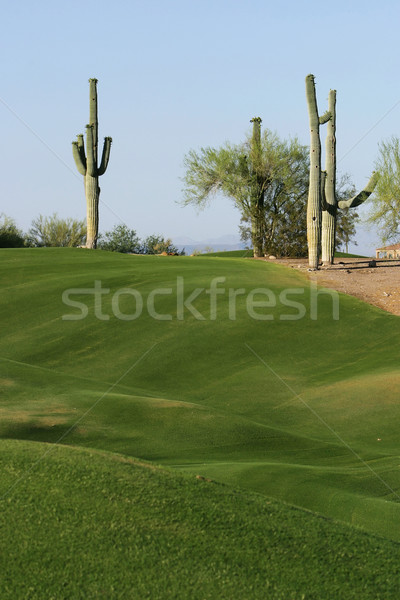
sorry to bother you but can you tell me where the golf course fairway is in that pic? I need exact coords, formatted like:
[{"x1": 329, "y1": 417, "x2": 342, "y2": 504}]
[{"x1": 1, "y1": 248, "x2": 400, "y2": 596}]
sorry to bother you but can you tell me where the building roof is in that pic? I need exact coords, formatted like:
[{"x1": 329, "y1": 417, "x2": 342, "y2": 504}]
[{"x1": 376, "y1": 242, "x2": 400, "y2": 251}]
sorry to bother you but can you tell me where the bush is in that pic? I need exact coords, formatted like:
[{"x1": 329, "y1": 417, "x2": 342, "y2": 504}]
[
  {"x1": 0, "y1": 214, "x2": 25, "y2": 248},
  {"x1": 26, "y1": 214, "x2": 86, "y2": 247},
  {"x1": 97, "y1": 225, "x2": 140, "y2": 253},
  {"x1": 98, "y1": 227, "x2": 184, "y2": 255},
  {"x1": 140, "y1": 235, "x2": 181, "y2": 255}
]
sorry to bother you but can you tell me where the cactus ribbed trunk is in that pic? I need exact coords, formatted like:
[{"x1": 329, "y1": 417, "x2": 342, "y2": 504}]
[
  {"x1": 72, "y1": 78, "x2": 112, "y2": 249},
  {"x1": 251, "y1": 209, "x2": 264, "y2": 258},
  {"x1": 322, "y1": 90, "x2": 337, "y2": 266},
  {"x1": 250, "y1": 117, "x2": 264, "y2": 258},
  {"x1": 305, "y1": 75, "x2": 322, "y2": 269},
  {"x1": 85, "y1": 175, "x2": 100, "y2": 249}
]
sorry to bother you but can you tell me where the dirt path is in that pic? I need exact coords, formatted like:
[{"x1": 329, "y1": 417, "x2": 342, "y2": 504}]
[{"x1": 259, "y1": 257, "x2": 400, "y2": 316}]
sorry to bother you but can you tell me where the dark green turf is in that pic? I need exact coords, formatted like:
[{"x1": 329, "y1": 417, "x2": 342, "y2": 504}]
[{"x1": 1, "y1": 439, "x2": 400, "y2": 600}]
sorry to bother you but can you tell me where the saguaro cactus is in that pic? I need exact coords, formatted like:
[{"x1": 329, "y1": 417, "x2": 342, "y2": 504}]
[
  {"x1": 321, "y1": 89, "x2": 378, "y2": 264},
  {"x1": 321, "y1": 89, "x2": 337, "y2": 265},
  {"x1": 306, "y1": 75, "x2": 378, "y2": 266},
  {"x1": 249, "y1": 117, "x2": 265, "y2": 258},
  {"x1": 72, "y1": 78, "x2": 112, "y2": 249},
  {"x1": 305, "y1": 75, "x2": 330, "y2": 269}
]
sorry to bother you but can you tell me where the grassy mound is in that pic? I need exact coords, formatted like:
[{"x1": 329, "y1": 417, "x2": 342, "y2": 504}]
[
  {"x1": 1, "y1": 439, "x2": 400, "y2": 599},
  {"x1": 1, "y1": 248, "x2": 400, "y2": 544}
]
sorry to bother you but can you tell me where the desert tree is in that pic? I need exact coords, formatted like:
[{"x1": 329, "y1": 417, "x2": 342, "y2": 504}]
[
  {"x1": 182, "y1": 119, "x2": 308, "y2": 257},
  {"x1": 366, "y1": 136, "x2": 400, "y2": 243}
]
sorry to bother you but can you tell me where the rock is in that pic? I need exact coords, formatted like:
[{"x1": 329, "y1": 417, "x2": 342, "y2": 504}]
[{"x1": 268, "y1": 255, "x2": 277, "y2": 260}]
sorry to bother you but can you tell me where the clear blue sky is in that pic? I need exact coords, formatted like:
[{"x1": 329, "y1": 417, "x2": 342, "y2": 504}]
[{"x1": 1, "y1": 0, "x2": 399, "y2": 254}]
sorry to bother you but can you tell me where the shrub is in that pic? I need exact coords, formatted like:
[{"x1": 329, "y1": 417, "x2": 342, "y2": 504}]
[
  {"x1": 0, "y1": 214, "x2": 25, "y2": 248},
  {"x1": 97, "y1": 225, "x2": 140, "y2": 253},
  {"x1": 26, "y1": 214, "x2": 86, "y2": 247}
]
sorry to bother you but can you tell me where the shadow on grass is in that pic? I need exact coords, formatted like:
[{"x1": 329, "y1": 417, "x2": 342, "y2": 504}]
[{"x1": 1, "y1": 422, "x2": 79, "y2": 444}]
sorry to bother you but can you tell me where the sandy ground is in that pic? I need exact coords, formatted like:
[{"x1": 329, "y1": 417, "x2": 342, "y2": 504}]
[{"x1": 259, "y1": 257, "x2": 400, "y2": 316}]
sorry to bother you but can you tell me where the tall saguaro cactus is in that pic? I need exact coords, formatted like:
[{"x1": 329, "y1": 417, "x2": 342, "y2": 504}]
[
  {"x1": 306, "y1": 75, "x2": 378, "y2": 267},
  {"x1": 305, "y1": 75, "x2": 330, "y2": 269},
  {"x1": 249, "y1": 117, "x2": 265, "y2": 257},
  {"x1": 321, "y1": 89, "x2": 337, "y2": 265},
  {"x1": 72, "y1": 78, "x2": 112, "y2": 249}
]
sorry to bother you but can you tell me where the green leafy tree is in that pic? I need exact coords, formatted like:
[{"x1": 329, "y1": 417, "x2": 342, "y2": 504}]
[
  {"x1": 182, "y1": 120, "x2": 309, "y2": 257},
  {"x1": 98, "y1": 224, "x2": 140, "y2": 253},
  {"x1": 367, "y1": 136, "x2": 400, "y2": 243},
  {"x1": 0, "y1": 214, "x2": 25, "y2": 248},
  {"x1": 26, "y1": 214, "x2": 86, "y2": 247},
  {"x1": 239, "y1": 197, "x2": 308, "y2": 257}
]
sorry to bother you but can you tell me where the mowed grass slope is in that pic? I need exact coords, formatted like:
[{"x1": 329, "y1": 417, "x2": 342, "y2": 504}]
[
  {"x1": 1, "y1": 248, "x2": 400, "y2": 542},
  {"x1": 1, "y1": 439, "x2": 400, "y2": 600}
]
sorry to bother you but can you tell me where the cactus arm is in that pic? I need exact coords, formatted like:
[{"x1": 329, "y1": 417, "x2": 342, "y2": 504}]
[
  {"x1": 305, "y1": 74, "x2": 322, "y2": 269},
  {"x1": 76, "y1": 134, "x2": 86, "y2": 167},
  {"x1": 319, "y1": 111, "x2": 332, "y2": 125},
  {"x1": 338, "y1": 172, "x2": 379, "y2": 209},
  {"x1": 72, "y1": 140, "x2": 87, "y2": 176},
  {"x1": 98, "y1": 137, "x2": 112, "y2": 176},
  {"x1": 85, "y1": 125, "x2": 97, "y2": 177}
]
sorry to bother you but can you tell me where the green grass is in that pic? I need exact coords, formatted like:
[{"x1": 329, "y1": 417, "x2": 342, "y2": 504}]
[
  {"x1": 199, "y1": 248, "x2": 254, "y2": 257},
  {"x1": 335, "y1": 251, "x2": 368, "y2": 258},
  {"x1": 1, "y1": 438, "x2": 400, "y2": 600},
  {"x1": 1, "y1": 247, "x2": 400, "y2": 594}
]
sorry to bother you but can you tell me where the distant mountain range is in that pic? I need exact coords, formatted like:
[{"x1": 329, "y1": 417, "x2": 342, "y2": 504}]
[{"x1": 172, "y1": 234, "x2": 247, "y2": 255}]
